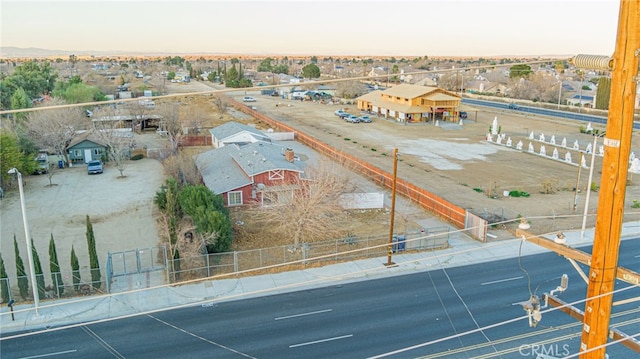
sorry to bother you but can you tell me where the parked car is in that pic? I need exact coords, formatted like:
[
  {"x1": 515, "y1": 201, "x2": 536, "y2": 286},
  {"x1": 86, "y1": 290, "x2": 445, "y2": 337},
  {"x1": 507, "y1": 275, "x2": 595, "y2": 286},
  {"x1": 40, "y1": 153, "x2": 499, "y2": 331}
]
[
  {"x1": 243, "y1": 96, "x2": 257, "y2": 102},
  {"x1": 33, "y1": 151, "x2": 49, "y2": 175},
  {"x1": 334, "y1": 109, "x2": 346, "y2": 117},
  {"x1": 507, "y1": 103, "x2": 520, "y2": 110},
  {"x1": 339, "y1": 112, "x2": 351, "y2": 119},
  {"x1": 358, "y1": 115, "x2": 372, "y2": 123},
  {"x1": 87, "y1": 160, "x2": 103, "y2": 175},
  {"x1": 344, "y1": 115, "x2": 360, "y2": 123}
]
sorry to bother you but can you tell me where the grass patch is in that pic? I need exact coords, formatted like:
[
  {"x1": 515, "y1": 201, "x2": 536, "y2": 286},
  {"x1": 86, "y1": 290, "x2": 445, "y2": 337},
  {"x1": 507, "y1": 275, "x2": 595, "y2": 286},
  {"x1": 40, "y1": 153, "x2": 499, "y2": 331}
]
[{"x1": 344, "y1": 138, "x2": 350, "y2": 141}]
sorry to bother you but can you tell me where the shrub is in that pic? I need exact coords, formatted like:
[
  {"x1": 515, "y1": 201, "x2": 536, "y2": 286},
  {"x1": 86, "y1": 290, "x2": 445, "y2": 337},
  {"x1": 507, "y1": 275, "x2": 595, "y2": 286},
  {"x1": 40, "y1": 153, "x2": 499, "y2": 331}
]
[
  {"x1": 131, "y1": 154, "x2": 144, "y2": 161},
  {"x1": 509, "y1": 190, "x2": 530, "y2": 197},
  {"x1": 473, "y1": 187, "x2": 484, "y2": 193},
  {"x1": 632, "y1": 200, "x2": 640, "y2": 209}
]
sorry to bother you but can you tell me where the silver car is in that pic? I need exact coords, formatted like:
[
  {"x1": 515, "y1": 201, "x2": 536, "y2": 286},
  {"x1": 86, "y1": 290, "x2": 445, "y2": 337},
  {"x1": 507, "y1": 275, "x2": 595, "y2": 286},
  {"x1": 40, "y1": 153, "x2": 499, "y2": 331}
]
[{"x1": 87, "y1": 160, "x2": 103, "y2": 174}]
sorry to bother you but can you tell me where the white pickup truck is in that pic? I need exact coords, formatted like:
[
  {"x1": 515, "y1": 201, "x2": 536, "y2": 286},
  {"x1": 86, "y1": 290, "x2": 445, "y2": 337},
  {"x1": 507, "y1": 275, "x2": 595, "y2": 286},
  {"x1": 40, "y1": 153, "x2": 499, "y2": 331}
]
[{"x1": 34, "y1": 151, "x2": 49, "y2": 175}]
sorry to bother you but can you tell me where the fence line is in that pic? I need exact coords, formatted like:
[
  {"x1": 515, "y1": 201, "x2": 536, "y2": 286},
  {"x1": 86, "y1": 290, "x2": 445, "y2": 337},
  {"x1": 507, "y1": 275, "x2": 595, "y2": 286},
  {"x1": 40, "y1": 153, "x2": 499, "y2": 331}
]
[
  {"x1": 230, "y1": 100, "x2": 467, "y2": 229},
  {"x1": 166, "y1": 229, "x2": 450, "y2": 284},
  {"x1": 0, "y1": 273, "x2": 104, "y2": 305}
]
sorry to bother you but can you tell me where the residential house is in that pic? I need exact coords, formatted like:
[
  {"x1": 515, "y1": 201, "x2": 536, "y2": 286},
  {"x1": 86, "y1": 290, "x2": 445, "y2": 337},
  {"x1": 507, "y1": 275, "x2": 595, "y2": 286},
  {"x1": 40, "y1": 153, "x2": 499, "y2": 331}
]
[
  {"x1": 566, "y1": 94, "x2": 596, "y2": 108},
  {"x1": 209, "y1": 121, "x2": 273, "y2": 148},
  {"x1": 356, "y1": 84, "x2": 462, "y2": 123},
  {"x1": 195, "y1": 141, "x2": 305, "y2": 207},
  {"x1": 67, "y1": 132, "x2": 108, "y2": 164}
]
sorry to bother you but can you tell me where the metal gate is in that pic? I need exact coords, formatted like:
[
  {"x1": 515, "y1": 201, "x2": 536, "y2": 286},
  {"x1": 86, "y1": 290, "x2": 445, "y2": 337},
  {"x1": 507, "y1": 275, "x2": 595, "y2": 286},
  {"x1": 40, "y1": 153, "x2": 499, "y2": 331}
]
[{"x1": 106, "y1": 246, "x2": 167, "y2": 293}]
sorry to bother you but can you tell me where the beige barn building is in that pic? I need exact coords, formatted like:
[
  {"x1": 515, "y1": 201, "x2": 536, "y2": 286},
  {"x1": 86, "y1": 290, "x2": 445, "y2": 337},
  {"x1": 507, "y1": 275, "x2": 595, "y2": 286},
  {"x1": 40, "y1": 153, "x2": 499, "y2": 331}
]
[{"x1": 357, "y1": 84, "x2": 462, "y2": 123}]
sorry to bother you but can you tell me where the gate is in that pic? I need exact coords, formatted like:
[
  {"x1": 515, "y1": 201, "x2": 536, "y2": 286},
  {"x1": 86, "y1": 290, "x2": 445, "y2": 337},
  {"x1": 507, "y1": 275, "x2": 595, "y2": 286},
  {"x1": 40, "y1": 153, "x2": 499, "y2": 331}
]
[{"x1": 106, "y1": 246, "x2": 167, "y2": 293}]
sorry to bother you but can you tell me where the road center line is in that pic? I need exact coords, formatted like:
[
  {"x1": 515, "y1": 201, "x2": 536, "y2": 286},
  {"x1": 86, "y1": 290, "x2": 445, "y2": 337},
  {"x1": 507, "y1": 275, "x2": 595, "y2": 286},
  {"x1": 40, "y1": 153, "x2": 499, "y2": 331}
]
[
  {"x1": 18, "y1": 350, "x2": 77, "y2": 359},
  {"x1": 275, "y1": 309, "x2": 332, "y2": 320},
  {"x1": 481, "y1": 276, "x2": 523, "y2": 286},
  {"x1": 289, "y1": 334, "x2": 353, "y2": 348}
]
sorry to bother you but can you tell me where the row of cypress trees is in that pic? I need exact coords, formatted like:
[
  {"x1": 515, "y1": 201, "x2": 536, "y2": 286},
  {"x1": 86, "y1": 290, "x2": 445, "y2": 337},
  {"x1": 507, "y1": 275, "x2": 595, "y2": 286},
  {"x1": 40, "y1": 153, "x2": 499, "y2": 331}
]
[{"x1": 0, "y1": 215, "x2": 100, "y2": 303}]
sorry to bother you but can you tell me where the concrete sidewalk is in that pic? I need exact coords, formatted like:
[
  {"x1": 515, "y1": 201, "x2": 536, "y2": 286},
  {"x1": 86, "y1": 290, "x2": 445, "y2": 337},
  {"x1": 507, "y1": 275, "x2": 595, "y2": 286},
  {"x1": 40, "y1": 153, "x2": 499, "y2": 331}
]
[{"x1": 2, "y1": 222, "x2": 639, "y2": 336}]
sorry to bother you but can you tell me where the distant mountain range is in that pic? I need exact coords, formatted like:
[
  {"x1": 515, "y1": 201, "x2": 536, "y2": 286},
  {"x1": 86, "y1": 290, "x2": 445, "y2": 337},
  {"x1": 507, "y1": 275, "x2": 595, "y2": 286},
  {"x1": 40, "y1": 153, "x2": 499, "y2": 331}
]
[{"x1": 0, "y1": 46, "x2": 235, "y2": 59}]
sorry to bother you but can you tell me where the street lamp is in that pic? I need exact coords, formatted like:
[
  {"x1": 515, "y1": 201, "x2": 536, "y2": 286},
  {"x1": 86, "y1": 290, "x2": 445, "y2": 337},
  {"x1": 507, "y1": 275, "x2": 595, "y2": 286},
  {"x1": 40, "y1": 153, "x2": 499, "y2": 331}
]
[
  {"x1": 8, "y1": 168, "x2": 39, "y2": 314},
  {"x1": 581, "y1": 133, "x2": 605, "y2": 239},
  {"x1": 557, "y1": 81, "x2": 562, "y2": 109}
]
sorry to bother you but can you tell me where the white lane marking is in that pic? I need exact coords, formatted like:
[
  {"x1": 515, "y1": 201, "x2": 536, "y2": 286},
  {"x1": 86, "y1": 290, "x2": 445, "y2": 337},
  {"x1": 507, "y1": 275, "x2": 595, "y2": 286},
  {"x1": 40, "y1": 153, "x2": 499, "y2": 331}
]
[
  {"x1": 289, "y1": 334, "x2": 353, "y2": 348},
  {"x1": 481, "y1": 276, "x2": 524, "y2": 286},
  {"x1": 149, "y1": 315, "x2": 256, "y2": 359},
  {"x1": 275, "y1": 309, "x2": 332, "y2": 320},
  {"x1": 18, "y1": 350, "x2": 77, "y2": 359}
]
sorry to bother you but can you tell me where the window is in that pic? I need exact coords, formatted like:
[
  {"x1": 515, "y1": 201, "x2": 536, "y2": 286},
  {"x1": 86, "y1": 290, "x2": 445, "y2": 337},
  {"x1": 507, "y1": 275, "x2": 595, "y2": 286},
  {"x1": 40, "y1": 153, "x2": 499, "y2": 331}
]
[{"x1": 228, "y1": 191, "x2": 242, "y2": 206}]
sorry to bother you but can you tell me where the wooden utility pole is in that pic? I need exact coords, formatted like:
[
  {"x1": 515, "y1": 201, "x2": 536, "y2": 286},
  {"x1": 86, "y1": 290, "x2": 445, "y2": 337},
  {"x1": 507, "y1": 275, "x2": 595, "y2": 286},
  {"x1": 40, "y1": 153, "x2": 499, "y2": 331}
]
[
  {"x1": 580, "y1": 1, "x2": 640, "y2": 357},
  {"x1": 386, "y1": 148, "x2": 398, "y2": 267}
]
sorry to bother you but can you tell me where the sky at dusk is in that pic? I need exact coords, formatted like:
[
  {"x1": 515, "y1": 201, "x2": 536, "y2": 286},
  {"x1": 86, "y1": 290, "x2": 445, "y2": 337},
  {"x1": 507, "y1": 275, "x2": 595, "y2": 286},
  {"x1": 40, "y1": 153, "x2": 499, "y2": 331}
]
[{"x1": 1, "y1": 0, "x2": 622, "y2": 57}]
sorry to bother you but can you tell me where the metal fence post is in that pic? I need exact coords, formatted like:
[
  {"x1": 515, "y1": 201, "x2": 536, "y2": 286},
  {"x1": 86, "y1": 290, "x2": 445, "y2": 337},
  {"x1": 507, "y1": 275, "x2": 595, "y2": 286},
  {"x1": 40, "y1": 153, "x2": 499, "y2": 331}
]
[
  {"x1": 105, "y1": 254, "x2": 112, "y2": 293},
  {"x1": 234, "y1": 251, "x2": 238, "y2": 273},
  {"x1": 206, "y1": 253, "x2": 210, "y2": 277}
]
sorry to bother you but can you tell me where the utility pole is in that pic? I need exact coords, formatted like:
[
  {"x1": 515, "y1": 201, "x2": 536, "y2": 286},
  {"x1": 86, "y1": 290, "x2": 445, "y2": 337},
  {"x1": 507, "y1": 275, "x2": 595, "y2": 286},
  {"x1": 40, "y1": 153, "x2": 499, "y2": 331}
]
[
  {"x1": 386, "y1": 148, "x2": 398, "y2": 267},
  {"x1": 580, "y1": 0, "x2": 639, "y2": 357}
]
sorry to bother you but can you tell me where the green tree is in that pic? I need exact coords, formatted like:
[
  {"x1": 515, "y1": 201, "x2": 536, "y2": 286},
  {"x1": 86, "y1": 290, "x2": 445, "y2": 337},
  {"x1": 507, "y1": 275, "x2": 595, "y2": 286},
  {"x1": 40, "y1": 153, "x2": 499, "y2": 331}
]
[
  {"x1": 167, "y1": 71, "x2": 176, "y2": 80},
  {"x1": 595, "y1": 77, "x2": 611, "y2": 110},
  {"x1": 310, "y1": 56, "x2": 318, "y2": 64},
  {"x1": 49, "y1": 234, "x2": 64, "y2": 296},
  {"x1": 86, "y1": 215, "x2": 101, "y2": 290},
  {"x1": 0, "y1": 253, "x2": 10, "y2": 304},
  {"x1": 0, "y1": 131, "x2": 34, "y2": 189},
  {"x1": 301, "y1": 63, "x2": 321, "y2": 79},
  {"x1": 509, "y1": 64, "x2": 533, "y2": 78},
  {"x1": 273, "y1": 64, "x2": 289, "y2": 75},
  {"x1": 225, "y1": 65, "x2": 240, "y2": 88},
  {"x1": 13, "y1": 235, "x2": 29, "y2": 300},
  {"x1": 0, "y1": 61, "x2": 57, "y2": 109},
  {"x1": 70, "y1": 245, "x2": 80, "y2": 292},
  {"x1": 257, "y1": 58, "x2": 274, "y2": 72},
  {"x1": 178, "y1": 184, "x2": 233, "y2": 253},
  {"x1": 10, "y1": 88, "x2": 31, "y2": 120},
  {"x1": 31, "y1": 239, "x2": 45, "y2": 300}
]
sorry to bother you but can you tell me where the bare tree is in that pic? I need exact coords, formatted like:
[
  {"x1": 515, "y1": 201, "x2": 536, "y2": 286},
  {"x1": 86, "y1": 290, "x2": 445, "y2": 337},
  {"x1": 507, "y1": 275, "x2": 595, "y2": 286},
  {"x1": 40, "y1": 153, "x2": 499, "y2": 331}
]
[
  {"x1": 26, "y1": 98, "x2": 88, "y2": 185},
  {"x1": 335, "y1": 80, "x2": 366, "y2": 99},
  {"x1": 212, "y1": 94, "x2": 230, "y2": 119},
  {"x1": 26, "y1": 98, "x2": 87, "y2": 163},
  {"x1": 125, "y1": 101, "x2": 149, "y2": 133},
  {"x1": 91, "y1": 109, "x2": 135, "y2": 178},
  {"x1": 161, "y1": 152, "x2": 201, "y2": 186},
  {"x1": 243, "y1": 159, "x2": 354, "y2": 247},
  {"x1": 155, "y1": 101, "x2": 182, "y2": 154},
  {"x1": 182, "y1": 105, "x2": 207, "y2": 135}
]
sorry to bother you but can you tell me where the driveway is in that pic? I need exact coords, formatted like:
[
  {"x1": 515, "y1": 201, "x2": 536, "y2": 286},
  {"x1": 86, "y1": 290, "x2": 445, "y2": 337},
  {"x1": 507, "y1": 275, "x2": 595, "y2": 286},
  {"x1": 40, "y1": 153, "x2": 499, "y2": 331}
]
[{"x1": 0, "y1": 155, "x2": 166, "y2": 290}]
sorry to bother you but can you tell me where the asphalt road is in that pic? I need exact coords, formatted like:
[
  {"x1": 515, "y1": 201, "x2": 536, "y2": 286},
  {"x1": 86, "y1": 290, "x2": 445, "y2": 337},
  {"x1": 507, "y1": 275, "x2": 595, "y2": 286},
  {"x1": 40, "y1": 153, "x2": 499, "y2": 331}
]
[{"x1": 2, "y1": 241, "x2": 638, "y2": 359}]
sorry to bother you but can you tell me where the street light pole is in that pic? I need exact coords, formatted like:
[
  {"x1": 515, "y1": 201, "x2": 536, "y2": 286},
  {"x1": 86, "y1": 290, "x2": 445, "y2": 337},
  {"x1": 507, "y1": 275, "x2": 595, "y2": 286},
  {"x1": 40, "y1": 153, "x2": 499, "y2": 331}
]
[
  {"x1": 8, "y1": 168, "x2": 39, "y2": 315},
  {"x1": 581, "y1": 134, "x2": 601, "y2": 239},
  {"x1": 557, "y1": 81, "x2": 562, "y2": 109}
]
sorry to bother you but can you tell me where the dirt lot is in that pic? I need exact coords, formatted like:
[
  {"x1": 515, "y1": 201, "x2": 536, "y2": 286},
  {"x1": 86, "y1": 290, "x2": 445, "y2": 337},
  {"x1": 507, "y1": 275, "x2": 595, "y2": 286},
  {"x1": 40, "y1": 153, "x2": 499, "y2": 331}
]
[{"x1": 220, "y1": 86, "x2": 640, "y2": 234}]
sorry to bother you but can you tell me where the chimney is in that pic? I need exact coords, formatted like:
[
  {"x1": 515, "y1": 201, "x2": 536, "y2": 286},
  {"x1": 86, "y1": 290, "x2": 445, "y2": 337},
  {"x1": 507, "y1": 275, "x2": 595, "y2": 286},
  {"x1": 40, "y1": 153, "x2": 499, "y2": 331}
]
[{"x1": 284, "y1": 148, "x2": 294, "y2": 162}]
